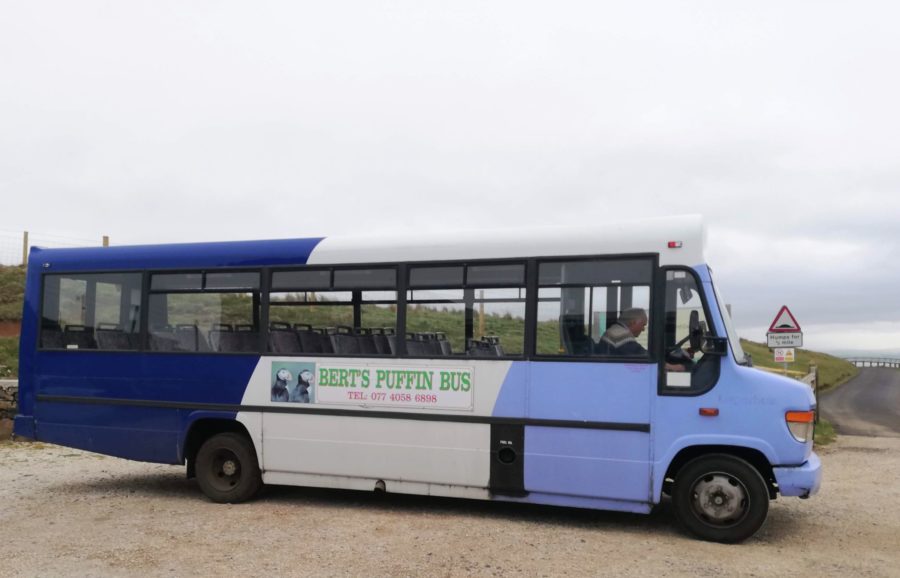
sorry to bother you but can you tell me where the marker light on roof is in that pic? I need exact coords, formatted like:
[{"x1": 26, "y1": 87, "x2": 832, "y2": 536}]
[{"x1": 668, "y1": 241, "x2": 683, "y2": 249}]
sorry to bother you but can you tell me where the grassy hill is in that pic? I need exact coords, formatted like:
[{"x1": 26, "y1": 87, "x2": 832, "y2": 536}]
[
  {"x1": 740, "y1": 339, "x2": 859, "y2": 392},
  {"x1": 0, "y1": 266, "x2": 24, "y2": 377},
  {"x1": 0, "y1": 266, "x2": 25, "y2": 322}
]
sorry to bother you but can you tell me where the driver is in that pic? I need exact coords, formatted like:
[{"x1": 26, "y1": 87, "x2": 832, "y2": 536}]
[{"x1": 599, "y1": 308, "x2": 690, "y2": 372}]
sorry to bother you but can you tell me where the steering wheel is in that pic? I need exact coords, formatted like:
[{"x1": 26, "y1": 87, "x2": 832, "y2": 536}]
[
  {"x1": 666, "y1": 310, "x2": 703, "y2": 369},
  {"x1": 666, "y1": 345, "x2": 695, "y2": 368}
]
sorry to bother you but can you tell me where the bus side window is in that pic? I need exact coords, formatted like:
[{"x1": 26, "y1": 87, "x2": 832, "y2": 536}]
[
  {"x1": 405, "y1": 263, "x2": 526, "y2": 358},
  {"x1": 148, "y1": 272, "x2": 261, "y2": 353},
  {"x1": 268, "y1": 267, "x2": 398, "y2": 356},
  {"x1": 535, "y1": 259, "x2": 653, "y2": 359},
  {"x1": 40, "y1": 273, "x2": 142, "y2": 351}
]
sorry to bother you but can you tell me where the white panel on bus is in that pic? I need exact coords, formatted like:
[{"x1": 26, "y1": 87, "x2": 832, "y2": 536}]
[
  {"x1": 262, "y1": 414, "x2": 491, "y2": 489},
  {"x1": 306, "y1": 215, "x2": 705, "y2": 267}
]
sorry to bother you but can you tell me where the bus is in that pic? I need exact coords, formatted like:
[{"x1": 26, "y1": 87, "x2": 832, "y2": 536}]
[{"x1": 13, "y1": 215, "x2": 821, "y2": 543}]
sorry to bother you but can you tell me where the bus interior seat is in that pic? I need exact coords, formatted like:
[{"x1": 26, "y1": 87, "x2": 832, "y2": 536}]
[
  {"x1": 41, "y1": 322, "x2": 64, "y2": 349},
  {"x1": 483, "y1": 335, "x2": 504, "y2": 356},
  {"x1": 96, "y1": 328, "x2": 134, "y2": 350},
  {"x1": 404, "y1": 332, "x2": 447, "y2": 356},
  {"x1": 355, "y1": 328, "x2": 378, "y2": 355},
  {"x1": 149, "y1": 330, "x2": 179, "y2": 351},
  {"x1": 214, "y1": 330, "x2": 258, "y2": 352},
  {"x1": 468, "y1": 337, "x2": 503, "y2": 357},
  {"x1": 294, "y1": 324, "x2": 325, "y2": 353},
  {"x1": 63, "y1": 325, "x2": 97, "y2": 350},
  {"x1": 561, "y1": 315, "x2": 591, "y2": 355},
  {"x1": 268, "y1": 324, "x2": 302, "y2": 353},
  {"x1": 316, "y1": 328, "x2": 336, "y2": 353},
  {"x1": 371, "y1": 327, "x2": 395, "y2": 354},
  {"x1": 405, "y1": 333, "x2": 428, "y2": 356},
  {"x1": 435, "y1": 332, "x2": 453, "y2": 356},
  {"x1": 330, "y1": 326, "x2": 360, "y2": 355},
  {"x1": 174, "y1": 324, "x2": 208, "y2": 352}
]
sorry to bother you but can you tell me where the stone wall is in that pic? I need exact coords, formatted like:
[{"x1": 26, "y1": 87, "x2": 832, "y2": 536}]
[{"x1": 0, "y1": 381, "x2": 17, "y2": 439}]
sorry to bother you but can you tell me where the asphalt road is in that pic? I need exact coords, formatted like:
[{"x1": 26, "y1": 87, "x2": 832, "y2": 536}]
[{"x1": 820, "y1": 368, "x2": 900, "y2": 437}]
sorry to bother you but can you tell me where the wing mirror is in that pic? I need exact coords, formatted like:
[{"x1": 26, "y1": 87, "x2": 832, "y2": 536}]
[
  {"x1": 700, "y1": 336, "x2": 728, "y2": 356},
  {"x1": 689, "y1": 310, "x2": 703, "y2": 351}
]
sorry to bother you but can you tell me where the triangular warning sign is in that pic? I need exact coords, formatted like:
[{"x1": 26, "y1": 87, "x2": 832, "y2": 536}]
[{"x1": 768, "y1": 306, "x2": 801, "y2": 333}]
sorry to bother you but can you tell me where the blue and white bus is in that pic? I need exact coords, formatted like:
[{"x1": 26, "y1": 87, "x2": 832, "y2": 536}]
[{"x1": 14, "y1": 215, "x2": 820, "y2": 542}]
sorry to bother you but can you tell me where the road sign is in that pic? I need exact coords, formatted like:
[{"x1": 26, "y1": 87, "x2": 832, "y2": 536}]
[
  {"x1": 768, "y1": 332, "x2": 802, "y2": 348},
  {"x1": 774, "y1": 348, "x2": 795, "y2": 363},
  {"x1": 768, "y1": 305, "x2": 803, "y2": 348},
  {"x1": 769, "y1": 306, "x2": 801, "y2": 333}
]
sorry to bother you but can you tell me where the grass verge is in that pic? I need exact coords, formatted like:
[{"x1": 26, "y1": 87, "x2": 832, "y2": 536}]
[
  {"x1": 0, "y1": 266, "x2": 25, "y2": 323},
  {"x1": 0, "y1": 337, "x2": 18, "y2": 378},
  {"x1": 740, "y1": 339, "x2": 859, "y2": 392},
  {"x1": 814, "y1": 418, "x2": 837, "y2": 446}
]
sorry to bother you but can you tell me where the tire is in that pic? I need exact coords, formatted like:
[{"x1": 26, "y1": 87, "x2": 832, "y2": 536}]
[
  {"x1": 672, "y1": 454, "x2": 769, "y2": 543},
  {"x1": 194, "y1": 432, "x2": 262, "y2": 503}
]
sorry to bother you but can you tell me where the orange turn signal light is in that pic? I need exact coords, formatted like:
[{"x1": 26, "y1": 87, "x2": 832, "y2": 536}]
[
  {"x1": 786, "y1": 410, "x2": 815, "y2": 423},
  {"x1": 699, "y1": 408, "x2": 719, "y2": 417}
]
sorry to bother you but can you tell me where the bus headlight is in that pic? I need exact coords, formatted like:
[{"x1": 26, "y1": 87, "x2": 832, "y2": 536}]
[{"x1": 786, "y1": 410, "x2": 815, "y2": 443}]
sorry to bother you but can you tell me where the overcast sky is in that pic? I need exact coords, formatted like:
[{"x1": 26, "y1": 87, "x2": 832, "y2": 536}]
[{"x1": 2, "y1": 1, "x2": 898, "y2": 354}]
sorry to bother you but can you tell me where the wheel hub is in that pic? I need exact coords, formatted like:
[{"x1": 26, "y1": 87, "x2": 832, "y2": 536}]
[
  {"x1": 693, "y1": 473, "x2": 747, "y2": 524},
  {"x1": 222, "y1": 460, "x2": 238, "y2": 476}
]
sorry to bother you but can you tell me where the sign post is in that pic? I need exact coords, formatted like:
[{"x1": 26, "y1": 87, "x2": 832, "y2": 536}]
[{"x1": 767, "y1": 306, "x2": 802, "y2": 375}]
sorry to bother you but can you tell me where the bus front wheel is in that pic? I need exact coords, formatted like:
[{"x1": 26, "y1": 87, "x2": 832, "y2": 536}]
[
  {"x1": 195, "y1": 432, "x2": 262, "y2": 503},
  {"x1": 672, "y1": 454, "x2": 769, "y2": 543}
]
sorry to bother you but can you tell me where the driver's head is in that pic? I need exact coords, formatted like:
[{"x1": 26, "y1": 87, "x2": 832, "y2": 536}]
[{"x1": 620, "y1": 308, "x2": 648, "y2": 337}]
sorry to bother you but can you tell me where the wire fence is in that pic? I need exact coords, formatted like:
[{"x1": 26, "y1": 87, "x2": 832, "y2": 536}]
[{"x1": 0, "y1": 230, "x2": 108, "y2": 266}]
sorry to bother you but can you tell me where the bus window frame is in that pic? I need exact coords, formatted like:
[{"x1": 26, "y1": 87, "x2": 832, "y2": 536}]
[
  {"x1": 36, "y1": 252, "x2": 663, "y2": 363},
  {"x1": 37, "y1": 270, "x2": 146, "y2": 354},
  {"x1": 145, "y1": 268, "x2": 264, "y2": 354},
  {"x1": 655, "y1": 265, "x2": 723, "y2": 397},
  {"x1": 530, "y1": 253, "x2": 660, "y2": 364}
]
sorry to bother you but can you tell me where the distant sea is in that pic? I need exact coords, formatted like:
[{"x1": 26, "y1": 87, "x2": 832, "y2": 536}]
[{"x1": 819, "y1": 348, "x2": 900, "y2": 359}]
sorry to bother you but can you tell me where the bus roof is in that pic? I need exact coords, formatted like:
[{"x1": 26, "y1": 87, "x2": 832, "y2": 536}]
[{"x1": 30, "y1": 215, "x2": 706, "y2": 272}]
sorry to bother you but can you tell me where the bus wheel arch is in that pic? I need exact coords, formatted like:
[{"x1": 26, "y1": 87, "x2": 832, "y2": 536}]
[
  {"x1": 183, "y1": 418, "x2": 255, "y2": 480},
  {"x1": 662, "y1": 445, "x2": 777, "y2": 500}
]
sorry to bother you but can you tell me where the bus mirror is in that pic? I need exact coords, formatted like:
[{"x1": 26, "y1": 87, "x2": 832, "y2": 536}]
[
  {"x1": 679, "y1": 286, "x2": 693, "y2": 305},
  {"x1": 700, "y1": 336, "x2": 728, "y2": 356},
  {"x1": 689, "y1": 310, "x2": 702, "y2": 351}
]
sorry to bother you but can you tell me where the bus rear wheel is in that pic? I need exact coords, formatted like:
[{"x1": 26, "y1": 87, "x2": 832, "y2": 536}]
[
  {"x1": 672, "y1": 454, "x2": 769, "y2": 543},
  {"x1": 195, "y1": 432, "x2": 262, "y2": 503}
]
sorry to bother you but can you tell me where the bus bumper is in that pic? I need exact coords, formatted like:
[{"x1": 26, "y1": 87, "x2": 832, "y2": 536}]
[
  {"x1": 774, "y1": 451, "x2": 822, "y2": 498},
  {"x1": 13, "y1": 415, "x2": 35, "y2": 440}
]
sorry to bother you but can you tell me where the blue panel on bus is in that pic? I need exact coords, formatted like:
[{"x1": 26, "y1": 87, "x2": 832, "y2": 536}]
[
  {"x1": 30, "y1": 237, "x2": 324, "y2": 272},
  {"x1": 30, "y1": 351, "x2": 258, "y2": 463},
  {"x1": 34, "y1": 351, "x2": 257, "y2": 404}
]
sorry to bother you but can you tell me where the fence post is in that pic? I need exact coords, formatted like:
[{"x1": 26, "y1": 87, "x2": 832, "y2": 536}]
[{"x1": 22, "y1": 231, "x2": 29, "y2": 266}]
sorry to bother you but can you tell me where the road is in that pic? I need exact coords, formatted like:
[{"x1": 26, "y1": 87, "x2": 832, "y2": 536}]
[{"x1": 821, "y1": 368, "x2": 900, "y2": 437}]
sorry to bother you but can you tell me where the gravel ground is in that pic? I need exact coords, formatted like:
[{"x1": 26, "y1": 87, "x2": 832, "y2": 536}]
[{"x1": 1, "y1": 436, "x2": 899, "y2": 578}]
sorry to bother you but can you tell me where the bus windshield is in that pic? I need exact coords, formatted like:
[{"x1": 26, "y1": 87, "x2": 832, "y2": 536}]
[{"x1": 711, "y1": 276, "x2": 746, "y2": 364}]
